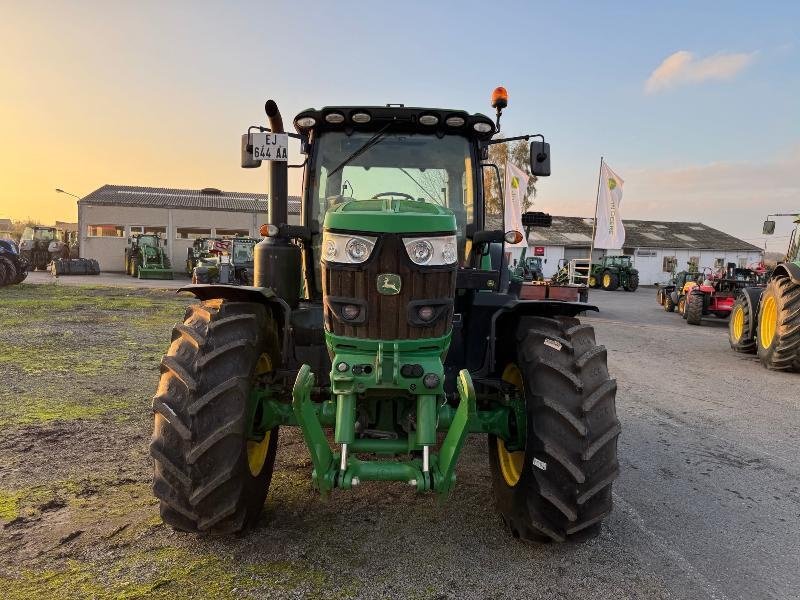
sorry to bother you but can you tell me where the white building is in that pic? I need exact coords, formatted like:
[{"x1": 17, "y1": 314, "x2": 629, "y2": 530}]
[
  {"x1": 76, "y1": 185, "x2": 301, "y2": 272},
  {"x1": 526, "y1": 216, "x2": 763, "y2": 285}
]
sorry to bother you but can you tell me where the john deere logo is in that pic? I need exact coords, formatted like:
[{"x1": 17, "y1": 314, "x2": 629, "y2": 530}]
[
  {"x1": 511, "y1": 176, "x2": 520, "y2": 189},
  {"x1": 377, "y1": 273, "x2": 401, "y2": 295},
  {"x1": 608, "y1": 177, "x2": 617, "y2": 190}
]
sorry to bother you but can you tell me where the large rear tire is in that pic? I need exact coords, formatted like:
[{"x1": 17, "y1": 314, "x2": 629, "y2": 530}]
[
  {"x1": 686, "y1": 293, "x2": 703, "y2": 325},
  {"x1": 756, "y1": 275, "x2": 800, "y2": 371},
  {"x1": 729, "y1": 296, "x2": 756, "y2": 353},
  {"x1": 488, "y1": 316, "x2": 620, "y2": 543},
  {"x1": 150, "y1": 299, "x2": 282, "y2": 534},
  {"x1": 624, "y1": 273, "x2": 639, "y2": 292}
]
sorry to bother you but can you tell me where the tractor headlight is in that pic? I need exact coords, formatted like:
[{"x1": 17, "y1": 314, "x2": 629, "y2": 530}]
[
  {"x1": 403, "y1": 235, "x2": 457, "y2": 266},
  {"x1": 322, "y1": 232, "x2": 377, "y2": 264}
]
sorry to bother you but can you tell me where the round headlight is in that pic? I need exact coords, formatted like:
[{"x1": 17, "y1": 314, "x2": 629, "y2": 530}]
[
  {"x1": 417, "y1": 306, "x2": 435, "y2": 322},
  {"x1": 351, "y1": 112, "x2": 371, "y2": 124},
  {"x1": 423, "y1": 373, "x2": 440, "y2": 389},
  {"x1": 342, "y1": 304, "x2": 361, "y2": 321},
  {"x1": 473, "y1": 122, "x2": 493, "y2": 133},
  {"x1": 324, "y1": 239, "x2": 338, "y2": 259},
  {"x1": 407, "y1": 240, "x2": 433, "y2": 264},
  {"x1": 445, "y1": 116, "x2": 465, "y2": 127},
  {"x1": 441, "y1": 242, "x2": 456, "y2": 264},
  {"x1": 295, "y1": 116, "x2": 317, "y2": 128},
  {"x1": 419, "y1": 114, "x2": 439, "y2": 126},
  {"x1": 346, "y1": 237, "x2": 371, "y2": 261},
  {"x1": 325, "y1": 112, "x2": 345, "y2": 124}
]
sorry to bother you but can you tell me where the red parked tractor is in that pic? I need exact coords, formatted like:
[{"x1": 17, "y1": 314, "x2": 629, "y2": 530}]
[{"x1": 685, "y1": 264, "x2": 762, "y2": 326}]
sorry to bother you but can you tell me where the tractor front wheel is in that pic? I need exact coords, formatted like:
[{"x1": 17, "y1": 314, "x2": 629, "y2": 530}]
[
  {"x1": 150, "y1": 299, "x2": 282, "y2": 534},
  {"x1": 686, "y1": 293, "x2": 703, "y2": 325},
  {"x1": 757, "y1": 275, "x2": 800, "y2": 371},
  {"x1": 601, "y1": 271, "x2": 619, "y2": 291},
  {"x1": 664, "y1": 294, "x2": 676, "y2": 312},
  {"x1": 624, "y1": 273, "x2": 639, "y2": 292},
  {"x1": 588, "y1": 275, "x2": 598, "y2": 288},
  {"x1": 729, "y1": 296, "x2": 756, "y2": 354},
  {"x1": 488, "y1": 316, "x2": 620, "y2": 543}
]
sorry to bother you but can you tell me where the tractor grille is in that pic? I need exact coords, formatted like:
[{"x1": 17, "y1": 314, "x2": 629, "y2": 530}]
[{"x1": 322, "y1": 234, "x2": 456, "y2": 340}]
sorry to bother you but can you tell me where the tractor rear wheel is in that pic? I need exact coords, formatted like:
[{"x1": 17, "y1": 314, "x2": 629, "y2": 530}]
[
  {"x1": 664, "y1": 294, "x2": 676, "y2": 312},
  {"x1": 757, "y1": 275, "x2": 800, "y2": 371},
  {"x1": 601, "y1": 271, "x2": 619, "y2": 291},
  {"x1": 656, "y1": 289, "x2": 665, "y2": 305},
  {"x1": 686, "y1": 293, "x2": 703, "y2": 325},
  {"x1": 624, "y1": 273, "x2": 639, "y2": 292},
  {"x1": 488, "y1": 316, "x2": 620, "y2": 543},
  {"x1": 150, "y1": 299, "x2": 282, "y2": 534},
  {"x1": 0, "y1": 257, "x2": 10, "y2": 286},
  {"x1": 729, "y1": 296, "x2": 756, "y2": 354}
]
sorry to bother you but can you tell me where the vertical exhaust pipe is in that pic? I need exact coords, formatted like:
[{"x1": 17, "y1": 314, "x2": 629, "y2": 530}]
[{"x1": 265, "y1": 100, "x2": 288, "y2": 227}]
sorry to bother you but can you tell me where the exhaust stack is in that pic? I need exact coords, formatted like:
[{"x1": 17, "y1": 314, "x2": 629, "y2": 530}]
[{"x1": 265, "y1": 100, "x2": 288, "y2": 228}]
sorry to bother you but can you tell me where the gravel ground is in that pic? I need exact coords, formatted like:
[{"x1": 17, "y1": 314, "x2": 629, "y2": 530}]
[{"x1": 0, "y1": 283, "x2": 797, "y2": 599}]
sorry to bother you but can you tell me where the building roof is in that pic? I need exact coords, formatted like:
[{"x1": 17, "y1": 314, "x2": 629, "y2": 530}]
[
  {"x1": 79, "y1": 185, "x2": 301, "y2": 215},
  {"x1": 527, "y1": 216, "x2": 762, "y2": 252}
]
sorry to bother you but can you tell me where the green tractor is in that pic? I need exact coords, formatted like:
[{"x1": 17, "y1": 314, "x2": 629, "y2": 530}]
[
  {"x1": 150, "y1": 92, "x2": 620, "y2": 543},
  {"x1": 588, "y1": 255, "x2": 639, "y2": 291},
  {"x1": 729, "y1": 215, "x2": 800, "y2": 369},
  {"x1": 125, "y1": 233, "x2": 173, "y2": 279}
]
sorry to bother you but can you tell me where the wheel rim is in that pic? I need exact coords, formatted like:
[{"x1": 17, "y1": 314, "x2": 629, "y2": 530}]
[
  {"x1": 589, "y1": 276, "x2": 596, "y2": 287},
  {"x1": 247, "y1": 353, "x2": 273, "y2": 476},
  {"x1": 732, "y1": 305, "x2": 745, "y2": 340},
  {"x1": 603, "y1": 273, "x2": 611, "y2": 287},
  {"x1": 679, "y1": 298, "x2": 685, "y2": 313},
  {"x1": 759, "y1": 296, "x2": 778, "y2": 349},
  {"x1": 497, "y1": 363, "x2": 525, "y2": 487}
]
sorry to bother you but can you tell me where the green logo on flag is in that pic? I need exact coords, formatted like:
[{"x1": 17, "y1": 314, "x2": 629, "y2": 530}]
[
  {"x1": 511, "y1": 176, "x2": 520, "y2": 189},
  {"x1": 608, "y1": 178, "x2": 617, "y2": 190}
]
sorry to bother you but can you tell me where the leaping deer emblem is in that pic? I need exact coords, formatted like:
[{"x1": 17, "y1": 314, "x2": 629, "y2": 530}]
[{"x1": 378, "y1": 274, "x2": 401, "y2": 295}]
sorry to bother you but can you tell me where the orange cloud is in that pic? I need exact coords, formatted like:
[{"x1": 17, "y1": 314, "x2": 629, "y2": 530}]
[{"x1": 645, "y1": 50, "x2": 756, "y2": 94}]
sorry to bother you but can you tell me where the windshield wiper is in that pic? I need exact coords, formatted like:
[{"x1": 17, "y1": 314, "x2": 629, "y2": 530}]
[{"x1": 328, "y1": 121, "x2": 394, "y2": 177}]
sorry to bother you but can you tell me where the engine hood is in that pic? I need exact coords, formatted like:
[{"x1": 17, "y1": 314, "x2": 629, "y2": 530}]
[{"x1": 324, "y1": 199, "x2": 456, "y2": 234}]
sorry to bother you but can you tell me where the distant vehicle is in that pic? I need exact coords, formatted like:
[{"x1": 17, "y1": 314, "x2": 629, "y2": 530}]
[
  {"x1": 522, "y1": 256, "x2": 544, "y2": 282},
  {"x1": 125, "y1": 234, "x2": 173, "y2": 279},
  {"x1": 192, "y1": 237, "x2": 258, "y2": 285},
  {"x1": 588, "y1": 255, "x2": 639, "y2": 291},
  {"x1": 18, "y1": 226, "x2": 68, "y2": 270},
  {"x1": 0, "y1": 237, "x2": 28, "y2": 287},
  {"x1": 684, "y1": 265, "x2": 762, "y2": 326},
  {"x1": 185, "y1": 237, "x2": 229, "y2": 274}
]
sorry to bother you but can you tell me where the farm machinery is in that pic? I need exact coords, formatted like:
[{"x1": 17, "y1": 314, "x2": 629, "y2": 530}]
[
  {"x1": 683, "y1": 265, "x2": 761, "y2": 326},
  {"x1": 149, "y1": 91, "x2": 620, "y2": 543},
  {"x1": 588, "y1": 255, "x2": 639, "y2": 291},
  {"x1": 125, "y1": 234, "x2": 173, "y2": 279},
  {"x1": 185, "y1": 237, "x2": 227, "y2": 275},
  {"x1": 0, "y1": 236, "x2": 28, "y2": 287},
  {"x1": 522, "y1": 255, "x2": 545, "y2": 281},
  {"x1": 729, "y1": 215, "x2": 800, "y2": 370},
  {"x1": 18, "y1": 226, "x2": 68, "y2": 270},
  {"x1": 189, "y1": 237, "x2": 259, "y2": 285}
]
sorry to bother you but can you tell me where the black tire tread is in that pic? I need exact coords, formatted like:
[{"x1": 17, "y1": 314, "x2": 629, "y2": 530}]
[
  {"x1": 728, "y1": 295, "x2": 756, "y2": 354},
  {"x1": 686, "y1": 293, "x2": 703, "y2": 325},
  {"x1": 757, "y1": 275, "x2": 800, "y2": 371}
]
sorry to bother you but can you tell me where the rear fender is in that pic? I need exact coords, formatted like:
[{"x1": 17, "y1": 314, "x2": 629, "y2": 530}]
[
  {"x1": 483, "y1": 299, "x2": 598, "y2": 375},
  {"x1": 178, "y1": 284, "x2": 292, "y2": 363},
  {"x1": 738, "y1": 287, "x2": 765, "y2": 340}
]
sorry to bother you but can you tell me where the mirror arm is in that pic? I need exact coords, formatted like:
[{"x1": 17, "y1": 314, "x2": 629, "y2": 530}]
[{"x1": 484, "y1": 133, "x2": 545, "y2": 146}]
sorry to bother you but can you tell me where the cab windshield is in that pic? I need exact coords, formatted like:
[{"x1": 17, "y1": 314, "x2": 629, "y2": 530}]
[
  {"x1": 308, "y1": 131, "x2": 475, "y2": 291},
  {"x1": 607, "y1": 256, "x2": 631, "y2": 267}
]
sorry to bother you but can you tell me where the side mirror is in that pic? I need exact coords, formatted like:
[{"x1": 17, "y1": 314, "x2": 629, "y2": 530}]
[
  {"x1": 241, "y1": 133, "x2": 262, "y2": 169},
  {"x1": 544, "y1": 258, "x2": 547, "y2": 264},
  {"x1": 762, "y1": 220, "x2": 775, "y2": 235},
  {"x1": 530, "y1": 141, "x2": 551, "y2": 177},
  {"x1": 522, "y1": 211, "x2": 552, "y2": 228}
]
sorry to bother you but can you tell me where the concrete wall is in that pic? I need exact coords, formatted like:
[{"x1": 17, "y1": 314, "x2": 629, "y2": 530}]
[{"x1": 79, "y1": 203, "x2": 301, "y2": 272}]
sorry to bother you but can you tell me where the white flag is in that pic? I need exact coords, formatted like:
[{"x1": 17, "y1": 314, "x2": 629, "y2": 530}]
[
  {"x1": 503, "y1": 162, "x2": 529, "y2": 248},
  {"x1": 594, "y1": 162, "x2": 625, "y2": 249}
]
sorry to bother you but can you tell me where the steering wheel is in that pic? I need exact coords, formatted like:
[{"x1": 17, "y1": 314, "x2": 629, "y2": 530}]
[{"x1": 371, "y1": 192, "x2": 417, "y2": 202}]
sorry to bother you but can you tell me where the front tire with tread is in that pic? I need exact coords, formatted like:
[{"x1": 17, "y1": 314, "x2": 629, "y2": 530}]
[
  {"x1": 488, "y1": 316, "x2": 620, "y2": 543},
  {"x1": 685, "y1": 293, "x2": 703, "y2": 325},
  {"x1": 757, "y1": 275, "x2": 800, "y2": 371}
]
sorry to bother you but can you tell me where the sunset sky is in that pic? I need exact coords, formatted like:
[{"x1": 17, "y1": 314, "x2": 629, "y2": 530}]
[{"x1": 1, "y1": 1, "x2": 798, "y2": 250}]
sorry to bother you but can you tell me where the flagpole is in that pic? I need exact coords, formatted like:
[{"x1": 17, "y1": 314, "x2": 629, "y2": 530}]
[{"x1": 588, "y1": 156, "x2": 603, "y2": 264}]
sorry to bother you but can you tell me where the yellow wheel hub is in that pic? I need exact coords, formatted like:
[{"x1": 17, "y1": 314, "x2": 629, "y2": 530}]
[
  {"x1": 247, "y1": 353, "x2": 274, "y2": 477},
  {"x1": 760, "y1": 296, "x2": 778, "y2": 349},
  {"x1": 497, "y1": 364, "x2": 525, "y2": 487},
  {"x1": 588, "y1": 276, "x2": 597, "y2": 287},
  {"x1": 732, "y1": 305, "x2": 745, "y2": 340},
  {"x1": 603, "y1": 273, "x2": 611, "y2": 287}
]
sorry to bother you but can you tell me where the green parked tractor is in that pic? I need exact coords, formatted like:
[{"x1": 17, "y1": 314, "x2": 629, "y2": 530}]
[
  {"x1": 588, "y1": 255, "x2": 639, "y2": 291},
  {"x1": 150, "y1": 92, "x2": 620, "y2": 543},
  {"x1": 729, "y1": 215, "x2": 800, "y2": 369},
  {"x1": 125, "y1": 234, "x2": 173, "y2": 279}
]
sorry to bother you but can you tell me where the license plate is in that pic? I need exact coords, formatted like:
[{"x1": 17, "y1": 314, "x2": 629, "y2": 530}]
[{"x1": 250, "y1": 132, "x2": 288, "y2": 161}]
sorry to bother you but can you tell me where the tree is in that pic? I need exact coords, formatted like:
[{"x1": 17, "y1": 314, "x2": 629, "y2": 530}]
[{"x1": 10, "y1": 218, "x2": 40, "y2": 240}]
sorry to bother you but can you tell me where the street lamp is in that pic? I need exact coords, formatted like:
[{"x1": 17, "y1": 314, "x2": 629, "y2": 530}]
[{"x1": 55, "y1": 188, "x2": 82, "y2": 200}]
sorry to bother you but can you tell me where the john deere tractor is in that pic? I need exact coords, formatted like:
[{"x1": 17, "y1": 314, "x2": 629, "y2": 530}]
[
  {"x1": 150, "y1": 92, "x2": 620, "y2": 543},
  {"x1": 729, "y1": 215, "x2": 800, "y2": 369},
  {"x1": 125, "y1": 234, "x2": 173, "y2": 279},
  {"x1": 588, "y1": 255, "x2": 639, "y2": 291}
]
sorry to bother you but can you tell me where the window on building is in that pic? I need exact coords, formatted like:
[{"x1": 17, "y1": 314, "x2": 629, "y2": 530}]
[
  {"x1": 663, "y1": 256, "x2": 677, "y2": 272},
  {"x1": 738, "y1": 257, "x2": 749, "y2": 268},
  {"x1": 216, "y1": 228, "x2": 250, "y2": 238},
  {"x1": 176, "y1": 227, "x2": 212, "y2": 240},
  {"x1": 87, "y1": 224, "x2": 124, "y2": 237},
  {"x1": 714, "y1": 258, "x2": 724, "y2": 269}
]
